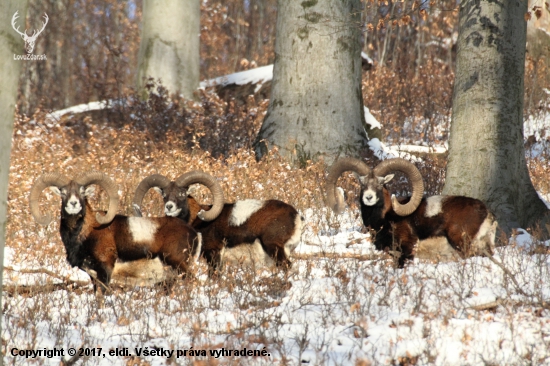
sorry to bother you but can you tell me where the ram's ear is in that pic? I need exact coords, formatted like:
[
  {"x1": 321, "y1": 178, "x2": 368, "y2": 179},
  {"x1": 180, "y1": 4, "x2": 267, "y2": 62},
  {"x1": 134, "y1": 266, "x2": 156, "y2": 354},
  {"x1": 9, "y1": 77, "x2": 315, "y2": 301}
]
[
  {"x1": 177, "y1": 187, "x2": 189, "y2": 197},
  {"x1": 153, "y1": 187, "x2": 164, "y2": 196},
  {"x1": 379, "y1": 174, "x2": 394, "y2": 184},
  {"x1": 353, "y1": 172, "x2": 367, "y2": 185},
  {"x1": 82, "y1": 185, "x2": 96, "y2": 197},
  {"x1": 50, "y1": 187, "x2": 62, "y2": 196}
]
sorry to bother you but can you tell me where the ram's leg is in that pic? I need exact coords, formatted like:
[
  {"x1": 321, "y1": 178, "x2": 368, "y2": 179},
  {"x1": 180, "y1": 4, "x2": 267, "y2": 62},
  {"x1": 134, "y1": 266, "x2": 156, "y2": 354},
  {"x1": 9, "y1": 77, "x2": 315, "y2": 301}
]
[
  {"x1": 393, "y1": 224, "x2": 417, "y2": 268},
  {"x1": 88, "y1": 244, "x2": 116, "y2": 296},
  {"x1": 155, "y1": 260, "x2": 181, "y2": 295},
  {"x1": 393, "y1": 234, "x2": 416, "y2": 267},
  {"x1": 202, "y1": 248, "x2": 223, "y2": 277},
  {"x1": 160, "y1": 233, "x2": 203, "y2": 278},
  {"x1": 161, "y1": 250, "x2": 191, "y2": 284},
  {"x1": 94, "y1": 262, "x2": 113, "y2": 293},
  {"x1": 397, "y1": 251, "x2": 414, "y2": 268},
  {"x1": 82, "y1": 256, "x2": 112, "y2": 293},
  {"x1": 86, "y1": 262, "x2": 113, "y2": 308},
  {"x1": 153, "y1": 248, "x2": 188, "y2": 294},
  {"x1": 445, "y1": 228, "x2": 470, "y2": 258},
  {"x1": 259, "y1": 240, "x2": 291, "y2": 269}
]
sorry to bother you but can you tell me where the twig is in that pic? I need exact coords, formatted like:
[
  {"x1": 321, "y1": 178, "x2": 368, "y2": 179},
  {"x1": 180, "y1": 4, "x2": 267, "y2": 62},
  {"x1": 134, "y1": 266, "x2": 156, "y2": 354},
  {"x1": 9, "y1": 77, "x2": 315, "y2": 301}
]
[
  {"x1": 293, "y1": 252, "x2": 381, "y2": 261},
  {"x1": 4, "y1": 266, "x2": 69, "y2": 282},
  {"x1": 467, "y1": 299, "x2": 502, "y2": 311},
  {"x1": 302, "y1": 241, "x2": 321, "y2": 247},
  {"x1": 3, "y1": 266, "x2": 92, "y2": 296},
  {"x1": 482, "y1": 250, "x2": 530, "y2": 298},
  {"x1": 4, "y1": 281, "x2": 91, "y2": 297}
]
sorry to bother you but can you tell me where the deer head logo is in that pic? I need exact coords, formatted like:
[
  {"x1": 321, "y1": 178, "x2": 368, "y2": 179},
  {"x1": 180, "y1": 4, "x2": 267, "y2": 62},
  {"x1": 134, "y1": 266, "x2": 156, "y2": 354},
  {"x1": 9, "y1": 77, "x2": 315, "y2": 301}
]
[{"x1": 11, "y1": 11, "x2": 48, "y2": 54}]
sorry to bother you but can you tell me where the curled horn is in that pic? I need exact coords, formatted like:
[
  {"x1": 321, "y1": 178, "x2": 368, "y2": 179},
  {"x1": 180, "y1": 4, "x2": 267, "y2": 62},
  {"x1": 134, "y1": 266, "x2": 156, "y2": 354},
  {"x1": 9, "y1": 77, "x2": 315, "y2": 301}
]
[
  {"x1": 132, "y1": 174, "x2": 172, "y2": 217},
  {"x1": 75, "y1": 172, "x2": 119, "y2": 224},
  {"x1": 326, "y1": 157, "x2": 372, "y2": 214},
  {"x1": 29, "y1": 173, "x2": 71, "y2": 226},
  {"x1": 373, "y1": 158, "x2": 424, "y2": 216},
  {"x1": 175, "y1": 171, "x2": 224, "y2": 221}
]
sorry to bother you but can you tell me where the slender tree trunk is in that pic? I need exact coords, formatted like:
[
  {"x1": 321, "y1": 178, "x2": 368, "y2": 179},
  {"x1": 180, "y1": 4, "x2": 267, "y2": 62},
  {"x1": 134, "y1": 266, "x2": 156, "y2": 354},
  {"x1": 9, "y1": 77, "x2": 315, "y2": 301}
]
[
  {"x1": 234, "y1": 5, "x2": 243, "y2": 69},
  {"x1": 55, "y1": 0, "x2": 72, "y2": 108},
  {"x1": 391, "y1": 25, "x2": 402, "y2": 70},
  {"x1": 136, "y1": 0, "x2": 199, "y2": 99},
  {"x1": 256, "y1": 0, "x2": 266, "y2": 61},
  {"x1": 443, "y1": 0, "x2": 549, "y2": 233},
  {"x1": 526, "y1": 6, "x2": 550, "y2": 77},
  {"x1": 379, "y1": 3, "x2": 396, "y2": 67},
  {"x1": 0, "y1": 2, "x2": 27, "y2": 364},
  {"x1": 254, "y1": 0, "x2": 367, "y2": 164},
  {"x1": 414, "y1": 26, "x2": 424, "y2": 79}
]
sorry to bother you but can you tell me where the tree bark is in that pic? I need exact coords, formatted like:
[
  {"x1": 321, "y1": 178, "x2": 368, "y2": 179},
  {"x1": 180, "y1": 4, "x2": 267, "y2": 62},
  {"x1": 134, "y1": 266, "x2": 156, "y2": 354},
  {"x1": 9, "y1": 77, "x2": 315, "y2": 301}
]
[
  {"x1": 443, "y1": 0, "x2": 549, "y2": 233},
  {"x1": 0, "y1": 1, "x2": 27, "y2": 364},
  {"x1": 254, "y1": 0, "x2": 368, "y2": 164},
  {"x1": 136, "y1": 0, "x2": 199, "y2": 99}
]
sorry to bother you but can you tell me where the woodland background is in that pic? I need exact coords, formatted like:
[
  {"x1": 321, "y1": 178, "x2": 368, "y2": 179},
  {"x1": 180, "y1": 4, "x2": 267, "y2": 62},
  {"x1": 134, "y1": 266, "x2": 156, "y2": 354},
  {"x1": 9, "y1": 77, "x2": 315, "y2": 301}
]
[
  {"x1": 17, "y1": 0, "x2": 550, "y2": 147},
  {"x1": 2, "y1": 1, "x2": 550, "y2": 364}
]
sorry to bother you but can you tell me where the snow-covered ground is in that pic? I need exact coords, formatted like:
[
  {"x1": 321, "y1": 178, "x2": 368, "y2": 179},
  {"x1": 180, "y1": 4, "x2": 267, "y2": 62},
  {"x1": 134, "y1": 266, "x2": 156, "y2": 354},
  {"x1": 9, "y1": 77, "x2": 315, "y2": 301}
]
[
  {"x1": 3, "y1": 205, "x2": 550, "y2": 365},
  {"x1": 4, "y1": 77, "x2": 550, "y2": 365}
]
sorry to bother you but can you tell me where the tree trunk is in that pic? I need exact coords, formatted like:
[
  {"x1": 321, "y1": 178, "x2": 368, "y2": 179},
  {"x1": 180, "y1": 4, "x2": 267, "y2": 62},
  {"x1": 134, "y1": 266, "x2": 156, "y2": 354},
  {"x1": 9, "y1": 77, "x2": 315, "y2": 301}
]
[
  {"x1": 254, "y1": 0, "x2": 368, "y2": 164},
  {"x1": 443, "y1": 0, "x2": 549, "y2": 233},
  {"x1": 526, "y1": 3, "x2": 550, "y2": 77},
  {"x1": 0, "y1": 1, "x2": 27, "y2": 363},
  {"x1": 136, "y1": 0, "x2": 199, "y2": 99}
]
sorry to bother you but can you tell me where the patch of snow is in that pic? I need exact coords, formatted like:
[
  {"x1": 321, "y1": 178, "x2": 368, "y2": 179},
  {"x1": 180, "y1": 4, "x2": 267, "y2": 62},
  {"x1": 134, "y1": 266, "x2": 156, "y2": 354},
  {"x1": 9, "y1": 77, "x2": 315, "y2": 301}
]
[
  {"x1": 524, "y1": 113, "x2": 550, "y2": 142},
  {"x1": 361, "y1": 51, "x2": 373, "y2": 66},
  {"x1": 199, "y1": 65, "x2": 274, "y2": 90},
  {"x1": 364, "y1": 106, "x2": 381, "y2": 130},
  {"x1": 512, "y1": 228, "x2": 550, "y2": 250},
  {"x1": 368, "y1": 138, "x2": 422, "y2": 162},
  {"x1": 45, "y1": 100, "x2": 119, "y2": 122},
  {"x1": 538, "y1": 192, "x2": 550, "y2": 209}
]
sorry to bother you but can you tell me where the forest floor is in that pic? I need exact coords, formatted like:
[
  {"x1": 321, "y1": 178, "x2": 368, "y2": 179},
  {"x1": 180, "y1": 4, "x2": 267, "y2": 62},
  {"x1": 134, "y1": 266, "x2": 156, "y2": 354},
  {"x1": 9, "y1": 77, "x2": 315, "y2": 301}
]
[{"x1": 3, "y1": 85, "x2": 550, "y2": 365}]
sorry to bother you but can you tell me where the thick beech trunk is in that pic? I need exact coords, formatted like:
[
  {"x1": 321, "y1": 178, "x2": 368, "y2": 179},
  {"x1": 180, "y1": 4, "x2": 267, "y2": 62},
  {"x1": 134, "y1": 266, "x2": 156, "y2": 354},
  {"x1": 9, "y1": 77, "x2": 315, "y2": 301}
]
[
  {"x1": 443, "y1": 0, "x2": 549, "y2": 233},
  {"x1": 254, "y1": 0, "x2": 368, "y2": 164},
  {"x1": 136, "y1": 0, "x2": 199, "y2": 99}
]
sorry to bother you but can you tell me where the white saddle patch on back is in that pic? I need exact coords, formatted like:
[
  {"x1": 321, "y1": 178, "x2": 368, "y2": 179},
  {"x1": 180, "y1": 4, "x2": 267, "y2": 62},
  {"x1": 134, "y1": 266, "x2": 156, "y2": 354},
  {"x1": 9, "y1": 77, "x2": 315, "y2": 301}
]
[
  {"x1": 425, "y1": 195, "x2": 446, "y2": 217},
  {"x1": 128, "y1": 217, "x2": 158, "y2": 243},
  {"x1": 229, "y1": 199, "x2": 265, "y2": 226}
]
